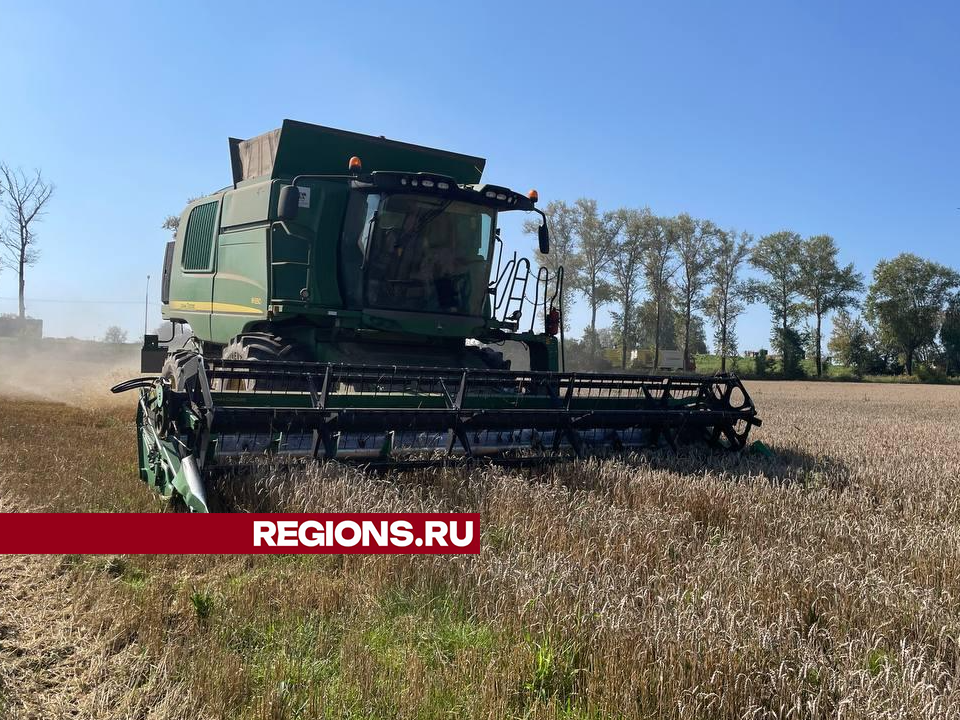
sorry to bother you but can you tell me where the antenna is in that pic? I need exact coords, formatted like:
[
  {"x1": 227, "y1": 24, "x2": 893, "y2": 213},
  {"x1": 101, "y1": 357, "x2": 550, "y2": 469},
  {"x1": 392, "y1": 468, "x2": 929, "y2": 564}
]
[{"x1": 144, "y1": 275, "x2": 150, "y2": 339}]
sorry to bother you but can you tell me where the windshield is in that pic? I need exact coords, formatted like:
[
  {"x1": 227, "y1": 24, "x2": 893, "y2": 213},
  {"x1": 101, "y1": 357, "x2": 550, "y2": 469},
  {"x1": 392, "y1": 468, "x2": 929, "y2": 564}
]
[{"x1": 361, "y1": 194, "x2": 495, "y2": 315}]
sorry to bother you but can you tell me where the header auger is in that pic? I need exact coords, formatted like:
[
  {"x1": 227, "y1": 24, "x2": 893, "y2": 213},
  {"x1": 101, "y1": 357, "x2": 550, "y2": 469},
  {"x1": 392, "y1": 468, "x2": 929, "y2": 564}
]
[{"x1": 113, "y1": 120, "x2": 761, "y2": 512}]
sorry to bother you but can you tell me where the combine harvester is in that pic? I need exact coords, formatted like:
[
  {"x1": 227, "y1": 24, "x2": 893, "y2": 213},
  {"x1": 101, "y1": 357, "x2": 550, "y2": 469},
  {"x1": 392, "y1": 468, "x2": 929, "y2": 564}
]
[{"x1": 113, "y1": 120, "x2": 761, "y2": 512}]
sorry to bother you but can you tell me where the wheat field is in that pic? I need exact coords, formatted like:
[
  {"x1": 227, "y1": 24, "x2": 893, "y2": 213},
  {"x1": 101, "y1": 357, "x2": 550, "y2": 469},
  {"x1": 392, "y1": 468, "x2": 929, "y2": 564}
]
[{"x1": 0, "y1": 370, "x2": 959, "y2": 719}]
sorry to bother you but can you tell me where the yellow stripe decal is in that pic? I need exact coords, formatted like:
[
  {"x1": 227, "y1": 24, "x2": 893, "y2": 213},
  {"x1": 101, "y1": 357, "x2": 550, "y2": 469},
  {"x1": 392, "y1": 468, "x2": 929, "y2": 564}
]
[
  {"x1": 213, "y1": 273, "x2": 267, "y2": 291},
  {"x1": 169, "y1": 300, "x2": 263, "y2": 315}
]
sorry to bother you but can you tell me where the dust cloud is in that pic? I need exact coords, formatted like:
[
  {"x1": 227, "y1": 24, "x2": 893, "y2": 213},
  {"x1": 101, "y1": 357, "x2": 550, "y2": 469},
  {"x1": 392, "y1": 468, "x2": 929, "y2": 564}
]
[{"x1": 0, "y1": 338, "x2": 142, "y2": 408}]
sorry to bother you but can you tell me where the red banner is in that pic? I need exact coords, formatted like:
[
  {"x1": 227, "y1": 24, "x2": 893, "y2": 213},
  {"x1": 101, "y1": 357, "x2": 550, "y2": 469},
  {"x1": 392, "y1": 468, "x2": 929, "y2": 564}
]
[{"x1": 0, "y1": 513, "x2": 481, "y2": 554}]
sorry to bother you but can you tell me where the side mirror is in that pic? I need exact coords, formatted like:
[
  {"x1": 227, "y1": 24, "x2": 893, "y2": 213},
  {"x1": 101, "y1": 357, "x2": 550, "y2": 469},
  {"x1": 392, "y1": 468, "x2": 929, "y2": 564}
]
[
  {"x1": 277, "y1": 185, "x2": 300, "y2": 221},
  {"x1": 538, "y1": 222, "x2": 550, "y2": 254}
]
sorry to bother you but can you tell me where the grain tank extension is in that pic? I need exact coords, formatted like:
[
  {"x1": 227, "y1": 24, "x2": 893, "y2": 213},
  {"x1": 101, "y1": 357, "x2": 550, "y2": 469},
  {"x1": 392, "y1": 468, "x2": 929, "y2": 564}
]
[{"x1": 113, "y1": 120, "x2": 760, "y2": 512}]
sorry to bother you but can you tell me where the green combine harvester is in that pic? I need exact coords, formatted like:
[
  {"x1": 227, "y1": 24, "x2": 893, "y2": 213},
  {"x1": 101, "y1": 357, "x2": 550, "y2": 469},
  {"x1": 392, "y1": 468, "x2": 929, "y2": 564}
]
[{"x1": 113, "y1": 120, "x2": 761, "y2": 512}]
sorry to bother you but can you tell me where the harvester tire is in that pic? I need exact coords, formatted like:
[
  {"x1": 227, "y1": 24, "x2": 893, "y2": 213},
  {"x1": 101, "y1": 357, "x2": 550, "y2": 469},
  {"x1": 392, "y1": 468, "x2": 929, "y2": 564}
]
[
  {"x1": 221, "y1": 333, "x2": 312, "y2": 391},
  {"x1": 161, "y1": 349, "x2": 200, "y2": 392},
  {"x1": 167, "y1": 492, "x2": 190, "y2": 513}
]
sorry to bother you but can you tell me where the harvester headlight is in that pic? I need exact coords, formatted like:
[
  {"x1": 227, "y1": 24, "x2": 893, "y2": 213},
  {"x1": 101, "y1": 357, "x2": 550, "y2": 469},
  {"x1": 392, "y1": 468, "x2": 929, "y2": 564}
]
[
  {"x1": 437, "y1": 182, "x2": 450, "y2": 190},
  {"x1": 496, "y1": 193, "x2": 507, "y2": 201},
  {"x1": 422, "y1": 179, "x2": 435, "y2": 188},
  {"x1": 400, "y1": 177, "x2": 408, "y2": 186},
  {"x1": 484, "y1": 190, "x2": 496, "y2": 198}
]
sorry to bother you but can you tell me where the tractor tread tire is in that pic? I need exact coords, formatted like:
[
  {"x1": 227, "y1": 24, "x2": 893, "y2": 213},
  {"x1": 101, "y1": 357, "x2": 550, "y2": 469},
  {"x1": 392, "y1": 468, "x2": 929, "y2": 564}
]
[
  {"x1": 221, "y1": 333, "x2": 312, "y2": 390},
  {"x1": 161, "y1": 349, "x2": 202, "y2": 392}
]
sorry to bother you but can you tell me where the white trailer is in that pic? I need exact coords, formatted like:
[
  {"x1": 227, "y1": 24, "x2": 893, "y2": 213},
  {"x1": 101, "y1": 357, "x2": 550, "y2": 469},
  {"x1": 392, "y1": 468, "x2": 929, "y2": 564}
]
[{"x1": 657, "y1": 349, "x2": 685, "y2": 371}]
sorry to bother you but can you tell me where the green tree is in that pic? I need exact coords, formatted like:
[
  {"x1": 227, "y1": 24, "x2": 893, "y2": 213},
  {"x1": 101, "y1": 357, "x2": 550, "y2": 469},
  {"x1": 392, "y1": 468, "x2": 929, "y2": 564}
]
[
  {"x1": 564, "y1": 328, "x2": 614, "y2": 372},
  {"x1": 798, "y1": 235, "x2": 864, "y2": 377},
  {"x1": 524, "y1": 200, "x2": 579, "y2": 331},
  {"x1": 827, "y1": 310, "x2": 880, "y2": 377},
  {"x1": 674, "y1": 313, "x2": 708, "y2": 357},
  {"x1": 643, "y1": 216, "x2": 679, "y2": 368},
  {"x1": 939, "y1": 295, "x2": 960, "y2": 375},
  {"x1": 635, "y1": 298, "x2": 678, "y2": 354},
  {"x1": 608, "y1": 208, "x2": 649, "y2": 368},
  {"x1": 571, "y1": 198, "x2": 621, "y2": 360},
  {"x1": 673, "y1": 214, "x2": 719, "y2": 369},
  {"x1": 864, "y1": 253, "x2": 960, "y2": 375},
  {"x1": 705, "y1": 229, "x2": 752, "y2": 372},
  {"x1": 747, "y1": 230, "x2": 804, "y2": 369},
  {"x1": 776, "y1": 326, "x2": 807, "y2": 378}
]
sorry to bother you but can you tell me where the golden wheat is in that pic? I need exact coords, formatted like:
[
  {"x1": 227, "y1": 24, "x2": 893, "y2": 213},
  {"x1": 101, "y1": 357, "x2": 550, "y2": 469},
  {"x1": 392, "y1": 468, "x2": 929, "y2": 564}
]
[{"x1": 1, "y1": 379, "x2": 959, "y2": 718}]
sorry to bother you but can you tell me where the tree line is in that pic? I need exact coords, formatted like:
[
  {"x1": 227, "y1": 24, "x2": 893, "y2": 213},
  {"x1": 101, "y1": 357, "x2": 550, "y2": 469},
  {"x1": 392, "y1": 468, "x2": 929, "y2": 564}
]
[{"x1": 525, "y1": 199, "x2": 960, "y2": 378}]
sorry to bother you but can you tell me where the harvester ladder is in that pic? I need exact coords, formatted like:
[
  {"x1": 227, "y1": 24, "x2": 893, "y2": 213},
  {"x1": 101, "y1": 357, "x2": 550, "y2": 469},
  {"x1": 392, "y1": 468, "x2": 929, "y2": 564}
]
[{"x1": 498, "y1": 257, "x2": 531, "y2": 323}]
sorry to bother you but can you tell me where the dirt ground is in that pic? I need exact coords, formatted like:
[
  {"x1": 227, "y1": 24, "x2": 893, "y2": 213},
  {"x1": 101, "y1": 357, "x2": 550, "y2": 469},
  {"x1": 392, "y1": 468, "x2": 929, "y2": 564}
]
[
  {"x1": 0, "y1": 525, "x2": 193, "y2": 719},
  {"x1": 0, "y1": 338, "x2": 139, "y2": 408}
]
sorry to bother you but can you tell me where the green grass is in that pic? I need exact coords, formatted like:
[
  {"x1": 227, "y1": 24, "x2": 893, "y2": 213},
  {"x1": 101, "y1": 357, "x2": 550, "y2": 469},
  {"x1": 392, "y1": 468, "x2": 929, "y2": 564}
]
[
  {"x1": 367, "y1": 588, "x2": 495, "y2": 670},
  {"x1": 237, "y1": 619, "x2": 362, "y2": 719},
  {"x1": 209, "y1": 584, "x2": 500, "y2": 719},
  {"x1": 102, "y1": 555, "x2": 149, "y2": 589},
  {"x1": 518, "y1": 637, "x2": 586, "y2": 708}
]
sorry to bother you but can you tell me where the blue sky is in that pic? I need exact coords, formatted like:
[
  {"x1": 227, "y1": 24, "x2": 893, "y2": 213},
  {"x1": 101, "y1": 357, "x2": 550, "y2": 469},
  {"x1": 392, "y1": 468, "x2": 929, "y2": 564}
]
[{"x1": 1, "y1": 1, "x2": 958, "y2": 349}]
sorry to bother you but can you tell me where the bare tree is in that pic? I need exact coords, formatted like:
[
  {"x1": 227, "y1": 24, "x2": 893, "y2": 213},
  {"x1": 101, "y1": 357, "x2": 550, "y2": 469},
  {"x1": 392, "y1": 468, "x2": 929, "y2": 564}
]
[
  {"x1": 643, "y1": 215, "x2": 680, "y2": 369},
  {"x1": 673, "y1": 214, "x2": 720, "y2": 369},
  {"x1": 609, "y1": 208, "x2": 650, "y2": 368},
  {"x1": 103, "y1": 325, "x2": 129, "y2": 344},
  {"x1": 162, "y1": 214, "x2": 180, "y2": 236},
  {"x1": 162, "y1": 197, "x2": 200, "y2": 237},
  {"x1": 0, "y1": 165, "x2": 54, "y2": 319},
  {"x1": 705, "y1": 229, "x2": 753, "y2": 371},
  {"x1": 524, "y1": 200, "x2": 579, "y2": 331}
]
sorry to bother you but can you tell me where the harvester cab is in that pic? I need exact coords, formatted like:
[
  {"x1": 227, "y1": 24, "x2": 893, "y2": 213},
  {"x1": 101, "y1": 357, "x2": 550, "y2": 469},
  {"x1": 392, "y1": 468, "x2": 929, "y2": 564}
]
[
  {"x1": 145, "y1": 120, "x2": 560, "y2": 374},
  {"x1": 114, "y1": 120, "x2": 760, "y2": 512}
]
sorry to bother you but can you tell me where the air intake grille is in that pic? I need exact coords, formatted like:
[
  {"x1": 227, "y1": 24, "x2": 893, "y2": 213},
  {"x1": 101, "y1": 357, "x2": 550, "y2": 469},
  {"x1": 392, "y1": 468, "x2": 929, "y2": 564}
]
[{"x1": 181, "y1": 201, "x2": 218, "y2": 271}]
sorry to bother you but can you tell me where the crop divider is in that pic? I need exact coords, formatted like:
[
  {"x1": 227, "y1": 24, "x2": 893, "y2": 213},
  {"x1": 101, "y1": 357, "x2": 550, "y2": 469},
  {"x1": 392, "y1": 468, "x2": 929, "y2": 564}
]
[
  {"x1": 441, "y1": 371, "x2": 472, "y2": 457},
  {"x1": 549, "y1": 373, "x2": 583, "y2": 457},
  {"x1": 307, "y1": 366, "x2": 337, "y2": 459}
]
